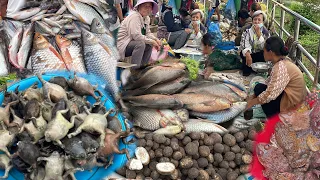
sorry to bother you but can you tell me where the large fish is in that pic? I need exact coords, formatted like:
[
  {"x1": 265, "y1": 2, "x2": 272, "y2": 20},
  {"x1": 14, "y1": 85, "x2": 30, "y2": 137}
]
[
  {"x1": 153, "y1": 125, "x2": 182, "y2": 135},
  {"x1": 63, "y1": 0, "x2": 106, "y2": 27},
  {"x1": 30, "y1": 32, "x2": 67, "y2": 73},
  {"x1": 0, "y1": 18, "x2": 10, "y2": 76},
  {"x1": 35, "y1": 21, "x2": 55, "y2": 36},
  {"x1": 17, "y1": 23, "x2": 34, "y2": 68},
  {"x1": 6, "y1": 7, "x2": 42, "y2": 20},
  {"x1": 122, "y1": 94, "x2": 183, "y2": 109},
  {"x1": 173, "y1": 94, "x2": 232, "y2": 113},
  {"x1": 183, "y1": 119, "x2": 228, "y2": 134},
  {"x1": 90, "y1": 18, "x2": 119, "y2": 60},
  {"x1": 8, "y1": 27, "x2": 23, "y2": 69},
  {"x1": 182, "y1": 82, "x2": 244, "y2": 102},
  {"x1": 81, "y1": 28, "x2": 118, "y2": 99},
  {"x1": 130, "y1": 107, "x2": 184, "y2": 131},
  {"x1": 55, "y1": 35, "x2": 87, "y2": 73},
  {"x1": 124, "y1": 66, "x2": 186, "y2": 90},
  {"x1": 190, "y1": 102, "x2": 247, "y2": 124}
]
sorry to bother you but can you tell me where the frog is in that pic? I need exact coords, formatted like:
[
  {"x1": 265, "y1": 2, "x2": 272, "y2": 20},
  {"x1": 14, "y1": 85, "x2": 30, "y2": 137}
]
[
  {"x1": 22, "y1": 81, "x2": 43, "y2": 102},
  {"x1": 41, "y1": 101, "x2": 53, "y2": 122},
  {"x1": 63, "y1": 158, "x2": 83, "y2": 180},
  {"x1": 48, "y1": 76, "x2": 69, "y2": 90},
  {"x1": 9, "y1": 108, "x2": 24, "y2": 132},
  {"x1": 51, "y1": 98, "x2": 68, "y2": 119},
  {"x1": 28, "y1": 165, "x2": 46, "y2": 180},
  {"x1": 256, "y1": 142, "x2": 291, "y2": 179},
  {"x1": 0, "y1": 154, "x2": 13, "y2": 179},
  {"x1": 309, "y1": 100, "x2": 320, "y2": 138},
  {"x1": 0, "y1": 100, "x2": 19, "y2": 130},
  {"x1": 37, "y1": 151, "x2": 65, "y2": 180},
  {"x1": 44, "y1": 109, "x2": 75, "y2": 148},
  {"x1": 37, "y1": 74, "x2": 68, "y2": 103},
  {"x1": 62, "y1": 136, "x2": 87, "y2": 160},
  {"x1": 66, "y1": 91, "x2": 91, "y2": 114},
  {"x1": 78, "y1": 132, "x2": 100, "y2": 154},
  {"x1": 67, "y1": 107, "x2": 114, "y2": 147},
  {"x1": 12, "y1": 141, "x2": 41, "y2": 172},
  {"x1": 0, "y1": 128, "x2": 17, "y2": 157},
  {"x1": 21, "y1": 120, "x2": 46, "y2": 143},
  {"x1": 74, "y1": 153, "x2": 104, "y2": 171}
]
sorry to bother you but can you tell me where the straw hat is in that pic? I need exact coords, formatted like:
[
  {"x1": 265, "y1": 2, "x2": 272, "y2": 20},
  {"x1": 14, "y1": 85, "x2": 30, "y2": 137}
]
[{"x1": 134, "y1": 0, "x2": 159, "y2": 15}]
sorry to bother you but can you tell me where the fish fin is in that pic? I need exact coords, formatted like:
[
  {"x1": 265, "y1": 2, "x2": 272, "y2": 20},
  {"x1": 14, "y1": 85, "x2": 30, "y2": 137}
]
[
  {"x1": 49, "y1": 45, "x2": 63, "y2": 61},
  {"x1": 78, "y1": 15, "x2": 86, "y2": 23},
  {"x1": 203, "y1": 101, "x2": 216, "y2": 106},
  {"x1": 129, "y1": 101, "x2": 148, "y2": 107},
  {"x1": 69, "y1": 0, "x2": 76, "y2": 9},
  {"x1": 61, "y1": 49, "x2": 73, "y2": 69},
  {"x1": 99, "y1": 41, "x2": 111, "y2": 55}
]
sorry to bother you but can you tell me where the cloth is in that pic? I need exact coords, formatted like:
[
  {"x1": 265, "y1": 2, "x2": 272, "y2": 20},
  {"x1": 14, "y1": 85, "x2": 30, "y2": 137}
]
[
  {"x1": 157, "y1": 26, "x2": 170, "y2": 40},
  {"x1": 125, "y1": 40, "x2": 153, "y2": 69},
  {"x1": 240, "y1": 50, "x2": 265, "y2": 76},
  {"x1": 235, "y1": 17, "x2": 252, "y2": 46},
  {"x1": 112, "y1": 28, "x2": 119, "y2": 45},
  {"x1": 207, "y1": 49, "x2": 242, "y2": 71},
  {"x1": 257, "y1": 58, "x2": 307, "y2": 112},
  {"x1": 188, "y1": 22, "x2": 206, "y2": 46},
  {"x1": 209, "y1": 0, "x2": 220, "y2": 8},
  {"x1": 163, "y1": 9, "x2": 184, "y2": 32},
  {"x1": 240, "y1": 25, "x2": 270, "y2": 57},
  {"x1": 117, "y1": 11, "x2": 157, "y2": 60},
  {"x1": 254, "y1": 83, "x2": 283, "y2": 117},
  {"x1": 168, "y1": 30, "x2": 190, "y2": 49}
]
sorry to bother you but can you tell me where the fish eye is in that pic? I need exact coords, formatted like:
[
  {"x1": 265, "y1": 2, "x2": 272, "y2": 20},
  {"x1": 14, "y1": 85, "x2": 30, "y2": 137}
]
[
  {"x1": 86, "y1": 33, "x2": 90, "y2": 38},
  {"x1": 96, "y1": 22, "x2": 100, "y2": 26},
  {"x1": 37, "y1": 36, "x2": 41, "y2": 39}
]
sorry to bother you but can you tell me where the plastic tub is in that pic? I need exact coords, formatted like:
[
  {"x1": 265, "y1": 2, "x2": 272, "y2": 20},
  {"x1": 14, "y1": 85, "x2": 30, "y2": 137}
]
[{"x1": 0, "y1": 72, "x2": 136, "y2": 180}]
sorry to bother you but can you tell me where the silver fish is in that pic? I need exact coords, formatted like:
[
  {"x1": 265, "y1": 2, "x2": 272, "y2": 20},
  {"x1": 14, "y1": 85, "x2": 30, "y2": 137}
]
[
  {"x1": 43, "y1": 18, "x2": 63, "y2": 28},
  {"x1": 65, "y1": 32, "x2": 81, "y2": 39},
  {"x1": 17, "y1": 23, "x2": 34, "y2": 68},
  {"x1": 145, "y1": 76, "x2": 191, "y2": 95},
  {"x1": 122, "y1": 94, "x2": 183, "y2": 109},
  {"x1": 78, "y1": 0, "x2": 104, "y2": 7},
  {"x1": 24, "y1": 9, "x2": 48, "y2": 21},
  {"x1": 31, "y1": 14, "x2": 54, "y2": 22},
  {"x1": 190, "y1": 102, "x2": 247, "y2": 124},
  {"x1": 6, "y1": 7, "x2": 41, "y2": 20},
  {"x1": 56, "y1": 19, "x2": 73, "y2": 25},
  {"x1": 153, "y1": 125, "x2": 182, "y2": 135},
  {"x1": 62, "y1": 14, "x2": 78, "y2": 20},
  {"x1": 81, "y1": 28, "x2": 118, "y2": 99},
  {"x1": 36, "y1": 21, "x2": 55, "y2": 36},
  {"x1": 56, "y1": 5, "x2": 67, "y2": 15},
  {"x1": 184, "y1": 119, "x2": 228, "y2": 134},
  {"x1": 31, "y1": 32, "x2": 67, "y2": 74},
  {"x1": 49, "y1": 15, "x2": 63, "y2": 21},
  {"x1": 130, "y1": 107, "x2": 184, "y2": 131},
  {"x1": 52, "y1": 27, "x2": 61, "y2": 34},
  {"x1": 63, "y1": 0, "x2": 106, "y2": 27},
  {"x1": 0, "y1": 19, "x2": 10, "y2": 76},
  {"x1": 8, "y1": 27, "x2": 23, "y2": 68},
  {"x1": 63, "y1": 24, "x2": 76, "y2": 30}
]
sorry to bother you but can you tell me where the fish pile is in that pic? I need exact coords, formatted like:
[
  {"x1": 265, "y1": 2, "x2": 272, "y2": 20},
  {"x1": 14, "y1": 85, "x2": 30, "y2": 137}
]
[
  {"x1": 122, "y1": 61, "x2": 251, "y2": 135},
  {"x1": 1, "y1": 0, "x2": 120, "y2": 100},
  {"x1": 219, "y1": 20, "x2": 237, "y2": 42},
  {"x1": 0, "y1": 73, "x2": 132, "y2": 179},
  {"x1": 117, "y1": 129, "x2": 257, "y2": 179},
  {"x1": 256, "y1": 99, "x2": 320, "y2": 180}
]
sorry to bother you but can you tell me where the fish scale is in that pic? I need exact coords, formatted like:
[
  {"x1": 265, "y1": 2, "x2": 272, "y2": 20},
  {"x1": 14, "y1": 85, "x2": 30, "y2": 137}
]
[
  {"x1": 31, "y1": 49, "x2": 67, "y2": 73},
  {"x1": 94, "y1": 33, "x2": 119, "y2": 60},
  {"x1": 183, "y1": 119, "x2": 228, "y2": 134},
  {"x1": 63, "y1": 41, "x2": 87, "y2": 73},
  {"x1": 190, "y1": 102, "x2": 247, "y2": 124}
]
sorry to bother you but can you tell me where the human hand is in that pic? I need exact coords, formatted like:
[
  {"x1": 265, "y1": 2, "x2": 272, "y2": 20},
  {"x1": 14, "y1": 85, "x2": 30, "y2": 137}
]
[
  {"x1": 204, "y1": 67, "x2": 214, "y2": 79},
  {"x1": 185, "y1": 28, "x2": 192, "y2": 34},
  {"x1": 152, "y1": 41, "x2": 160, "y2": 51},
  {"x1": 253, "y1": 24, "x2": 261, "y2": 37},
  {"x1": 156, "y1": 39, "x2": 162, "y2": 46},
  {"x1": 246, "y1": 54, "x2": 253, "y2": 67}
]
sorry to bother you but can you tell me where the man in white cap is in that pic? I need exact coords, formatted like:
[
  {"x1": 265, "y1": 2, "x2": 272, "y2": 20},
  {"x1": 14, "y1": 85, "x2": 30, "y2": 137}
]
[{"x1": 117, "y1": 0, "x2": 162, "y2": 69}]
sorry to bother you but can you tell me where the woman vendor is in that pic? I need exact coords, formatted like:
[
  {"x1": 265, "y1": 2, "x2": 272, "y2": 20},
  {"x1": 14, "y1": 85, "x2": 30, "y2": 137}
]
[
  {"x1": 240, "y1": 10, "x2": 270, "y2": 76},
  {"x1": 246, "y1": 36, "x2": 307, "y2": 118},
  {"x1": 117, "y1": 0, "x2": 162, "y2": 69},
  {"x1": 188, "y1": 9, "x2": 206, "y2": 47}
]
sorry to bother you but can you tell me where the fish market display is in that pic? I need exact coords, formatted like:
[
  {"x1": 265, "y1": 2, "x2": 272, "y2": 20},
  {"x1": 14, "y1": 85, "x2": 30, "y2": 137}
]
[{"x1": 0, "y1": 74, "x2": 132, "y2": 179}]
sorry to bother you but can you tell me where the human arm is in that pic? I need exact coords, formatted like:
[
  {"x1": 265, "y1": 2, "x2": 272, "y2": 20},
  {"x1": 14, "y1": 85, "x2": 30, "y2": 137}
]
[
  {"x1": 115, "y1": 3, "x2": 124, "y2": 22},
  {"x1": 0, "y1": 0, "x2": 8, "y2": 17}
]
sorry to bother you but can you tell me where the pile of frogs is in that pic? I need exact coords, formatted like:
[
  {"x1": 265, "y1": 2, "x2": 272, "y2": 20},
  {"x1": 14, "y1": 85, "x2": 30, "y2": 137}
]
[
  {"x1": 0, "y1": 73, "x2": 132, "y2": 179},
  {"x1": 256, "y1": 100, "x2": 320, "y2": 180}
]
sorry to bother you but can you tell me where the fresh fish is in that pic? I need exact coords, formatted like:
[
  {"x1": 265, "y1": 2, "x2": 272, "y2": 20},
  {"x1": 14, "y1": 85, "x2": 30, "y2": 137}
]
[
  {"x1": 52, "y1": 27, "x2": 61, "y2": 34},
  {"x1": 0, "y1": 19, "x2": 10, "y2": 76},
  {"x1": 56, "y1": 5, "x2": 67, "y2": 15},
  {"x1": 157, "y1": 61, "x2": 186, "y2": 70},
  {"x1": 224, "y1": 84, "x2": 247, "y2": 100},
  {"x1": 81, "y1": 28, "x2": 118, "y2": 99},
  {"x1": 30, "y1": 32, "x2": 67, "y2": 73},
  {"x1": 78, "y1": 0, "x2": 103, "y2": 7},
  {"x1": 123, "y1": 94, "x2": 183, "y2": 109},
  {"x1": 210, "y1": 73, "x2": 246, "y2": 91},
  {"x1": 182, "y1": 82, "x2": 244, "y2": 102},
  {"x1": 173, "y1": 94, "x2": 232, "y2": 113},
  {"x1": 43, "y1": 18, "x2": 63, "y2": 28},
  {"x1": 17, "y1": 23, "x2": 34, "y2": 68},
  {"x1": 154, "y1": 125, "x2": 182, "y2": 135},
  {"x1": 183, "y1": 119, "x2": 228, "y2": 134},
  {"x1": 36, "y1": 21, "x2": 55, "y2": 36},
  {"x1": 55, "y1": 34, "x2": 87, "y2": 73},
  {"x1": 31, "y1": 14, "x2": 53, "y2": 22},
  {"x1": 23, "y1": 9, "x2": 48, "y2": 21},
  {"x1": 62, "y1": 14, "x2": 79, "y2": 20},
  {"x1": 49, "y1": 15, "x2": 63, "y2": 21},
  {"x1": 124, "y1": 66, "x2": 186, "y2": 90},
  {"x1": 144, "y1": 76, "x2": 191, "y2": 95},
  {"x1": 173, "y1": 109, "x2": 189, "y2": 122},
  {"x1": 8, "y1": 27, "x2": 23, "y2": 68},
  {"x1": 6, "y1": 7, "x2": 41, "y2": 20},
  {"x1": 130, "y1": 107, "x2": 184, "y2": 131},
  {"x1": 63, "y1": 0, "x2": 106, "y2": 27},
  {"x1": 190, "y1": 102, "x2": 247, "y2": 124},
  {"x1": 90, "y1": 18, "x2": 118, "y2": 59},
  {"x1": 65, "y1": 33, "x2": 81, "y2": 39},
  {"x1": 63, "y1": 24, "x2": 76, "y2": 30}
]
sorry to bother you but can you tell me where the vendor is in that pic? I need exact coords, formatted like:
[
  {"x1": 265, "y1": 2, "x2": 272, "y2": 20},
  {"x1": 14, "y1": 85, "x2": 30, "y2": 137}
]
[
  {"x1": 188, "y1": 9, "x2": 206, "y2": 46},
  {"x1": 246, "y1": 36, "x2": 307, "y2": 117},
  {"x1": 117, "y1": 0, "x2": 162, "y2": 69},
  {"x1": 206, "y1": 0, "x2": 220, "y2": 26},
  {"x1": 179, "y1": 7, "x2": 191, "y2": 28},
  {"x1": 239, "y1": 10, "x2": 270, "y2": 76},
  {"x1": 201, "y1": 33, "x2": 214, "y2": 79},
  {"x1": 235, "y1": 9, "x2": 252, "y2": 46}
]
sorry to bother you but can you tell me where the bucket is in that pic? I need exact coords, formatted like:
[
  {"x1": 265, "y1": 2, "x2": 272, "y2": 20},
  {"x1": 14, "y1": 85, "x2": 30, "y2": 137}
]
[{"x1": 0, "y1": 72, "x2": 136, "y2": 180}]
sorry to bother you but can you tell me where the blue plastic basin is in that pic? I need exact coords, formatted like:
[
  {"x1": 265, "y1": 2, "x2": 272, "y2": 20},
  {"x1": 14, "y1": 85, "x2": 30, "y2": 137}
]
[{"x1": 0, "y1": 72, "x2": 136, "y2": 180}]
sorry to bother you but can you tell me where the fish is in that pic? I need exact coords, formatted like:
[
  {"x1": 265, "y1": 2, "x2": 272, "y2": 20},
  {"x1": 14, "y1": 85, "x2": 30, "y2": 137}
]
[
  {"x1": 157, "y1": 61, "x2": 186, "y2": 70},
  {"x1": 190, "y1": 102, "x2": 247, "y2": 124},
  {"x1": 65, "y1": 32, "x2": 81, "y2": 39},
  {"x1": 35, "y1": 21, "x2": 55, "y2": 36},
  {"x1": 43, "y1": 18, "x2": 63, "y2": 28},
  {"x1": 78, "y1": 0, "x2": 104, "y2": 8},
  {"x1": 8, "y1": 27, "x2": 24, "y2": 69},
  {"x1": 62, "y1": 14, "x2": 78, "y2": 20},
  {"x1": 122, "y1": 94, "x2": 183, "y2": 109},
  {"x1": 30, "y1": 13, "x2": 54, "y2": 22},
  {"x1": 81, "y1": 28, "x2": 118, "y2": 99},
  {"x1": 55, "y1": 34, "x2": 87, "y2": 73},
  {"x1": 129, "y1": 107, "x2": 184, "y2": 131},
  {"x1": 17, "y1": 23, "x2": 34, "y2": 68},
  {"x1": 173, "y1": 94, "x2": 232, "y2": 113},
  {"x1": 56, "y1": 19, "x2": 73, "y2": 25},
  {"x1": 183, "y1": 119, "x2": 228, "y2": 134},
  {"x1": 0, "y1": 18, "x2": 10, "y2": 76},
  {"x1": 173, "y1": 109, "x2": 189, "y2": 122},
  {"x1": 63, "y1": 0, "x2": 106, "y2": 27},
  {"x1": 153, "y1": 125, "x2": 182, "y2": 135},
  {"x1": 6, "y1": 7, "x2": 42, "y2": 20},
  {"x1": 30, "y1": 32, "x2": 67, "y2": 73},
  {"x1": 182, "y1": 82, "x2": 244, "y2": 102},
  {"x1": 63, "y1": 24, "x2": 76, "y2": 30},
  {"x1": 124, "y1": 66, "x2": 186, "y2": 90},
  {"x1": 56, "y1": 5, "x2": 67, "y2": 15},
  {"x1": 23, "y1": 9, "x2": 48, "y2": 21},
  {"x1": 210, "y1": 73, "x2": 246, "y2": 91},
  {"x1": 143, "y1": 76, "x2": 191, "y2": 95}
]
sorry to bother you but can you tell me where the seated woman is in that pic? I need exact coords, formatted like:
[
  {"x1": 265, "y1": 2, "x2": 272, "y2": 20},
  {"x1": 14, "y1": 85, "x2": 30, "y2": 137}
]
[
  {"x1": 163, "y1": 5, "x2": 192, "y2": 49},
  {"x1": 117, "y1": 0, "x2": 162, "y2": 69},
  {"x1": 239, "y1": 10, "x2": 270, "y2": 76},
  {"x1": 246, "y1": 36, "x2": 307, "y2": 118},
  {"x1": 188, "y1": 9, "x2": 206, "y2": 47}
]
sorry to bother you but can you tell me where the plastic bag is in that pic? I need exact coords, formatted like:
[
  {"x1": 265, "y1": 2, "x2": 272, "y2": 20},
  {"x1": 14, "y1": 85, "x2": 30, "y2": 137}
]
[
  {"x1": 224, "y1": 0, "x2": 236, "y2": 20},
  {"x1": 208, "y1": 49, "x2": 242, "y2": 71},
  {"x1": 208, "y1": 22, "x2": 222, "y2": 46}
]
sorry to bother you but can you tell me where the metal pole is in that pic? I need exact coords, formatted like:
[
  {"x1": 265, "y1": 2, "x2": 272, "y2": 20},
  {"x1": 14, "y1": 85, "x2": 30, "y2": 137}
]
[
  {"x1": 279, "y1": 9, "x2": 285, "y2": 38},
  {"x1": 315, "y1": 39, "x2": 320, "y2": 85},
  {"x1": 266, "y1": 0, "x2": 269, "y2": 13},
  {"x1": 293, "y1": 18, "x2": 300, "y2": 41},
  {"x1": 271, "y1": 3, "x2": 276, "y2": 28}
]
